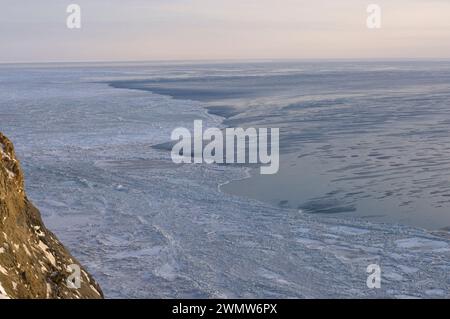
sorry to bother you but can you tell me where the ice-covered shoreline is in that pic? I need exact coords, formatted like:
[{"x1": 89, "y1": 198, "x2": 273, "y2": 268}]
[{"x1": 0, "y1": 63, "x2": 449, "y2": 298}]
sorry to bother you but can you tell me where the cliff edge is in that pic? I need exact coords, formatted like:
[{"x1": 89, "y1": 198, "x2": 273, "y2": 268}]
[{"x1": 0, "y1": 132, "x2": 103, "y2": 299}]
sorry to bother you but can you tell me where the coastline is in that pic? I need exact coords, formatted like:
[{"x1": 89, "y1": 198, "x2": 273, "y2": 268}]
[{"x1": 1, "y1": 63, "x2": 449, "y2": 298}]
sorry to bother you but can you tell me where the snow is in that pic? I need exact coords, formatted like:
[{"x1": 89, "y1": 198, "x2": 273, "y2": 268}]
[
  {"x1": 425, "y1": 289, "x2": 445, "y2": 297},
  {"x1": 0, "y1": 146, "x2": 16, "y2": 180},
  {"x1": 395, "y1": 237, "x2": 449, "y2": 252},
  {"x1": 22, "y1": 244, "x2": 32, "y2": 257},
  {"x1": 6, "y1": 170, "x2": 15, "y2": 180},
  {"x1": 0, "y1": 146, "x2": 9, "y2": 160},
  {"x1": 46, "y1": 283, "x2": 52, "y2": 298},
  {"x1": 37, "y1": 241, "x2": 57, "y2": 267},
  {"x1": 0, "y1": 282, "x2": 9, "y2": 299},
  {"x1": 89, "y1": 284, "x2": 101, "y2": 296},
  {"x1": 0, "y1": 265, "x2": 8, "y2": 275},
  {"x1": 330, "y1": 225, "x2": 371, "y2": 235}
]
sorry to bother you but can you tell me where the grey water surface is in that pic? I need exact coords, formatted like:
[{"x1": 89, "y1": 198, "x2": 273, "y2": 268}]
[{"x1": 110, "y1": 60, "x2": 450, "y2": 230}]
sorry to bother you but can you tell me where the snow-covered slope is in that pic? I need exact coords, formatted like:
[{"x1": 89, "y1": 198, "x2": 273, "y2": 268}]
[{"x1": 0, "y1": 133, "x2": 103, "y2": 299}]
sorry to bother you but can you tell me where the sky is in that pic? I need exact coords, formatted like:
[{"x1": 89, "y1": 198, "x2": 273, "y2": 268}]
[{"x1": 1, "y1": 0, "x2": 450, "y2": 63}]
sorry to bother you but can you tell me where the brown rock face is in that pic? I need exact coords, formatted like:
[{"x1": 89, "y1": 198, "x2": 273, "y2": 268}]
[{"x1": 0, "y1": 132, "x2": 103, "y2": 299}]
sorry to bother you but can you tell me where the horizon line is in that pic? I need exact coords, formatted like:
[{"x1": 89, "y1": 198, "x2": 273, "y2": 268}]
[{"x1": 1, "y1": 57, "x2": 450, "y2": 66}]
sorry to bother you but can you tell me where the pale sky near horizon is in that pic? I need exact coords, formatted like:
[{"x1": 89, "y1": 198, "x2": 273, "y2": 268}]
[{"x1": 1, "y1": 0, "x2": 450, "y2": 63}]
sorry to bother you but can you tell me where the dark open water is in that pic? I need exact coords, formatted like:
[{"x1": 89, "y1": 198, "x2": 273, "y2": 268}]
[{"x1": 111, "y1": 60, "x2": 450, "y2": 230}]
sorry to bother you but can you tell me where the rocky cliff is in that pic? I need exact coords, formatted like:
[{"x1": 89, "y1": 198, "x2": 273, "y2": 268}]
[{"x1": 0, "y1": 132, "x2": 103, "y2": 299}]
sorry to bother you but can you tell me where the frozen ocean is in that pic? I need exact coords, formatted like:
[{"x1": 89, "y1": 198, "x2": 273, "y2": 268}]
[{"x1": 0, "y1": 61, "x2": 449, "y2": 298}]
